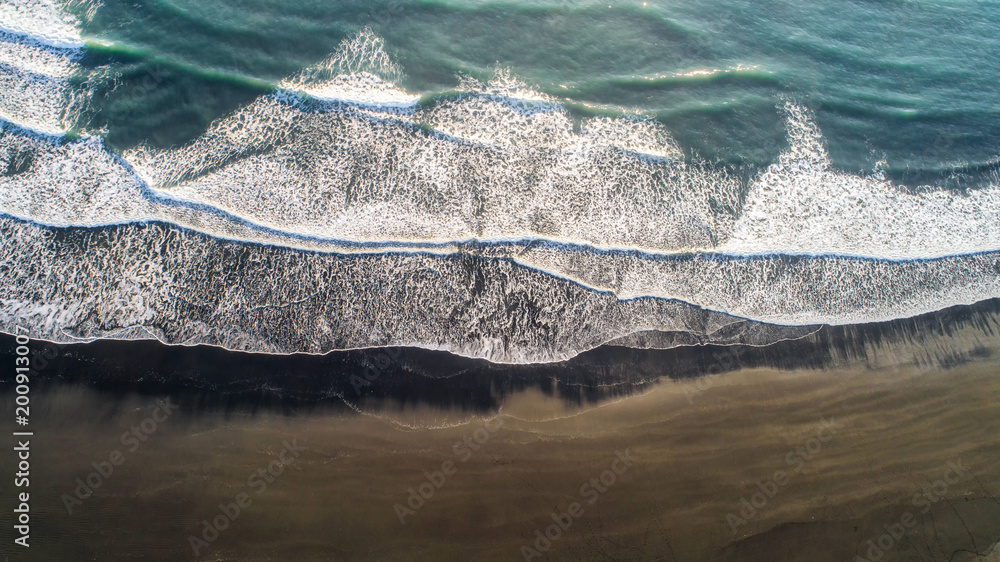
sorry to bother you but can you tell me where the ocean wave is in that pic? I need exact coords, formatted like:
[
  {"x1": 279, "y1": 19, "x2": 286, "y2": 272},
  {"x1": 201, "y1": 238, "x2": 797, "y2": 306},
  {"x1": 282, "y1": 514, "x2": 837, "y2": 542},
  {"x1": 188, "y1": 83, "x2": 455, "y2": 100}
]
[
  {"x1": 2, "y1": 214, "x2": 998, "y2": 363},
  {"x1": 121, "y1": 31, "x2": 1000, "y2": 259},
  {"x1": 0, "y1": 0, "x2": 89, "y2": 135},
  {"x1": 0, "y1": 0, "x2": 86, "y2": 50},
  {"x1": 0, "y1": 216, "x2": 824, "y2": 364},
  {"x1": 2, "y1": 23, "x2": 999, "y2": 363}
]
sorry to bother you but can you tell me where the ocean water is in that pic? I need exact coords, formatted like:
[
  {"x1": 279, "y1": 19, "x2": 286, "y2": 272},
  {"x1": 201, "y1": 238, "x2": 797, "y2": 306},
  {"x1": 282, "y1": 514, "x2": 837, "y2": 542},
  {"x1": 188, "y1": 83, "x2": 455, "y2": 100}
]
[
  {"x1": 3, "y1": 5, "x2": 1000, "y2": 560},
  {"x1": 1, "y1": 0, "x2": 999, "y2": 362}
]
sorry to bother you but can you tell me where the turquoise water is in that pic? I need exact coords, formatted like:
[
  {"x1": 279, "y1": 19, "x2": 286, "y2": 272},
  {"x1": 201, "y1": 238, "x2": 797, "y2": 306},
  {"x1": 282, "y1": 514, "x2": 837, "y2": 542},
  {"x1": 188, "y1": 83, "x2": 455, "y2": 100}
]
[
  {"x1": 2, "y1": 0, "x2": 1000, "y2": 363},
  {"x1": 3, "y1": 8, "x2": 1000, "y2": 560},
  {"x1": 74, "y1": 0, "x2": 1000, "y2": 184}
]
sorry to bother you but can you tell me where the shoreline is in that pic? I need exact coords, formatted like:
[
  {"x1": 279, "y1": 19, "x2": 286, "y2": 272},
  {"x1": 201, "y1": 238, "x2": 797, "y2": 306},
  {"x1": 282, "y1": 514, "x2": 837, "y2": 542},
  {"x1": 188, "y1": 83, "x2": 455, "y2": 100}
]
[
  {"x1": 1, "y1": 298, "x2": 996, "y2": 416},
  {"x1": 2, "y1": 339, "x2": 998, "y2": 560}
]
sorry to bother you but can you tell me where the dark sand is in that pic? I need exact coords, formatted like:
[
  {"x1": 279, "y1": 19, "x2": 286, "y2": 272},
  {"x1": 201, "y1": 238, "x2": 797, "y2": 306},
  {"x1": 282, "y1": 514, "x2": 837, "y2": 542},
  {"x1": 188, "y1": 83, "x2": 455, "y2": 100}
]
[
  {"x1": 1, "y1": 301, "x2": 999, "y2": 561},
  {"x1": 1, "y1": 361, "x2": 999, "y2": 560}
]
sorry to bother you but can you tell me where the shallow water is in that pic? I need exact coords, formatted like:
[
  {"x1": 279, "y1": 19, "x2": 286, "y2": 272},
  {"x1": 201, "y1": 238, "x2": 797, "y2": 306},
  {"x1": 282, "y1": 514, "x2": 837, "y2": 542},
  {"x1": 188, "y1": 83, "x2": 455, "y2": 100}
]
[
  {"x1": 2, "y1": 0, "x2": 1000, "y2": 362},
  {"x1": 1, "y1": 2, "x2": 999, "y2": 559},
  {"x1": 1, "y1": 302, "x2": 999, "y2": 560}
]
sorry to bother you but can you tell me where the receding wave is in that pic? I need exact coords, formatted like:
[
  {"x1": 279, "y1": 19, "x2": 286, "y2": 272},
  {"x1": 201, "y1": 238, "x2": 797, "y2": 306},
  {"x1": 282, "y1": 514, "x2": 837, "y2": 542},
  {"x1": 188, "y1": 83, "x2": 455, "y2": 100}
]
[
  {"x1": 1, "y1": 20, "x2": 999, "y2": 363},
  {"x1": 0, "y1": 0, "x2": 92, "y2": 135}
]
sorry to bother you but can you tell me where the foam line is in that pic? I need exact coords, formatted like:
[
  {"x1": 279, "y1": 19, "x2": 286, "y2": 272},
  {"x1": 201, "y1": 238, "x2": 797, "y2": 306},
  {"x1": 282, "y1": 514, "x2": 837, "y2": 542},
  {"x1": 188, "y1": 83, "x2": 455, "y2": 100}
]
[
  {"x1": 0, "y1": 0, "x2": 86, "y2": 50},
  {"x1": 2, "y1": 26, "x2": 999, "y2": 362},
  {"x1": 0, "y1": 2, "x2": 87, "y2": 135}
]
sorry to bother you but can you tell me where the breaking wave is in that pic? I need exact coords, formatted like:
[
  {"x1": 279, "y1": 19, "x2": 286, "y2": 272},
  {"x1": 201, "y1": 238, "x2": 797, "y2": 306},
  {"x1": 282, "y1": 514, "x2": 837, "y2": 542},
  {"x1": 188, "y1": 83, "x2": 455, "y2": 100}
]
[
  {"x1": 0, "y1": 0, "x2": 90, "y2": 135},
  {"x1": 1, "y1": 20, "x2": 999, "y2": 363}
]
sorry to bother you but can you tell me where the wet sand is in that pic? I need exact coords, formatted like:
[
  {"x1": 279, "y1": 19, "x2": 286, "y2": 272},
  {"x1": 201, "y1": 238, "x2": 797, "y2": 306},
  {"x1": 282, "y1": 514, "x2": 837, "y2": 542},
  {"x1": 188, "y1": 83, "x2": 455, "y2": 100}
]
[
  {"x1": 2, "y1": 350, "x2": 999, "y2": 561},
  {"x1": 1, "y1": 300, "x2": 999, "y2": 561}
]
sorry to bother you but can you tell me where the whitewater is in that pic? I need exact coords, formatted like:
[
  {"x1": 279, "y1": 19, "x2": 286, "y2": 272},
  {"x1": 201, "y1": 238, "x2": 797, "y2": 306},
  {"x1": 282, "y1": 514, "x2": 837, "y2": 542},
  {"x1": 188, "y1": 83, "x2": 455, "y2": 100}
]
[{"x1": 1, "y1": 1, "x2": 998, "y2": 363}]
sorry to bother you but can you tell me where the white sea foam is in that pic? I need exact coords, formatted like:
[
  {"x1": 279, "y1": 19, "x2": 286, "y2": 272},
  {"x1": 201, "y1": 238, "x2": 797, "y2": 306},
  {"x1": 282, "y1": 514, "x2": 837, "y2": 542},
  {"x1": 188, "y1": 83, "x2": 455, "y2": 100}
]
[
  {"x1": 1, "y1": 215, "x2": 996, "y2": 363},
  {"x1": 0, "y1": 1, "x2": 89, "y2": 134},
  {"x1": 128, "y1": 89, "x2": 730, "y2": 250},
  {"x1": 0, "y1": 133, "x2": 153, "y2": 223},
  {"x1": 1, "y1": 27, "x2": 999, "y2": 363},
  {"x1": 123, "y1": 31, "x2": 1000, "y2": 260},
  {"x1": 278, "y1": 28, "x2": 418, "y2": 107},
  {"x1": 0, "y1": 0, "x2": 85, "y2": 49},
  {"x1": 0, "y1": 33, "x2": 76, "y2": 77},
  {"x1": 124, "y1": 32, "x2": 739, "y2": 251},
  {"x1": 721, "y1": 101, "x2": 1000, "y2": 259}
]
